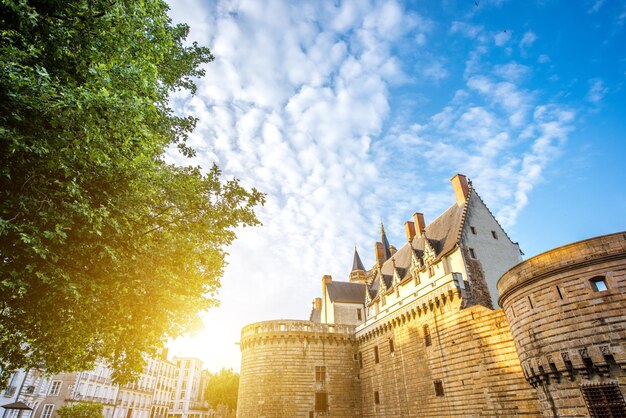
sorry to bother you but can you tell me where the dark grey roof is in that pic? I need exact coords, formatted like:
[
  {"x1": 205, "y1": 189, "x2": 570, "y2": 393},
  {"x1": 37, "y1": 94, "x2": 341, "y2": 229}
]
[
  {"x1": 352, "y1": 247, "x2": 365, "y2": 271},
  {"x1": 309, "y1": 307, "x2": 321, "y2": 322},
  {"x1": 376, "y1": 200, "x2": 466, "y2": 284},
  {"x1": 327, "y1": 281, "x2": 366, "y2": 304},
  {"x1": 381, "y1": 222, "x2": 392, "y2": 259}
]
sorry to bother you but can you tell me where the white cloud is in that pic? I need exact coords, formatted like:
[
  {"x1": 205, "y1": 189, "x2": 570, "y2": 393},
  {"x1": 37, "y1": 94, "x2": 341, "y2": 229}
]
[
  {"x1": 493, "y1": 62, "x2": 530, "y2": 82},
  {"x1": 421, "y1": 59, "x2": 449, "y2": 81},
  {"x1": 587, "y1": 78, "x2": 608, "y2": 103},
  {"x1": 378, "y1": 55, "x2": 574, "y2": 230},
  {"x1": 588, "y1": 0, "x2": 605, "y2": 14},
  {"x1": 166, "y1": 0, "x2": 422, "y2": 371},
  {"x1": 537, "y1": 54, "x2": 550, "y2": 64},
  {"x1": 494, "y1": 30, "x2": 512, "y2": 46},
  {"x1": 520, "y1": 30, "x2": 537, "y2": 48},
  {"x1": 165, "y1": 1, "x2": 576, "y2": 372},
  {"x1": 450, "y1": 21, "x2": 483, "y2": 38}
]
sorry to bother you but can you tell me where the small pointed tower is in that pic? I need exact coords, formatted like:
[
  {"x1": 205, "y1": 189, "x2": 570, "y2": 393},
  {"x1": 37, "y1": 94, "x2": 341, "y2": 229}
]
[
  {"x1": 349, "y1": 246, "x2": 367, "y2": 283},
  {"x1": 381, "y1": 221, "x2": 392, "y2": 260}
]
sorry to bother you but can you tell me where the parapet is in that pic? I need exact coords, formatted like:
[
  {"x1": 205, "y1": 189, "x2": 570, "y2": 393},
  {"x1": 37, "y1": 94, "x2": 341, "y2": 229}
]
[
  {"x1": 239, "y1": 320, "x2": 355, "y2": 349},
  {"x1": 498, "y1": 231, "x2": 626, "y2": 305}
]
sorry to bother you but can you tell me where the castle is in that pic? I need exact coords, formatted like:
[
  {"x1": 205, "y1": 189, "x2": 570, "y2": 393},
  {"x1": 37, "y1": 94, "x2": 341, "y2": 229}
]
[{"x1": 236, "y1": 175, "x2": 626, "y2": 417}]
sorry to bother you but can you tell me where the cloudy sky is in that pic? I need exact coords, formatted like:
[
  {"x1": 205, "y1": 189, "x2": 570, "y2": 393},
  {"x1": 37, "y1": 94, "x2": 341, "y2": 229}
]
[{"x1": 166, "y1": 0, "x2": 626, "y2": 371}]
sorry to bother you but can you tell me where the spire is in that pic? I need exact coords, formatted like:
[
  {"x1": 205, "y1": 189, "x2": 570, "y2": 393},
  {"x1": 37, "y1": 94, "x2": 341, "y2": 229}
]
[
  {"x1": 351, "y1": 246, "x2": 365, "y2": 272},
  {"x1": 381, "y1": 221, "x2": 392, "y2": 260}
]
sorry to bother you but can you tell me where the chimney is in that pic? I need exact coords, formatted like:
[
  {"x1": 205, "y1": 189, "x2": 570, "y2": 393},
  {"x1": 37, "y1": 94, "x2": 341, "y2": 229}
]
[
  {"x1": 314, "y1": 298, "x2": 322, "y2": 310},
  {"x1": 375, "y1": 242, "x2": 386, "y2": 267},
  {"x1": 413, "y1": 212, "x2": 426, "y2": 236},
  {"x1": 451, "y1": 174, "x2": 470, "y2": 206},
  {"x1": 404, "y1": 221, "x2": 416, "y2": 242}
]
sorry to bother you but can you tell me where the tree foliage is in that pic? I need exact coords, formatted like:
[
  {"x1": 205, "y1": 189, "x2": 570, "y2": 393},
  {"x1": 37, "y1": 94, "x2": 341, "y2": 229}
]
[
  {"x1": 0, "y1": 0, "x2": 264, "y2": 383},
  {"x1": 204, "y1": 368, "x2": 240, "y2": 411},
  {"x1": 57, "y1": 402, "x2": 104, "y2": 418}
]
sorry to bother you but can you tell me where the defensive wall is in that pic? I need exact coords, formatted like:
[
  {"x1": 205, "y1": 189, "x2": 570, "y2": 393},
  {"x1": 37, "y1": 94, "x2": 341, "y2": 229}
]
[
  {"x1": 237, "y1": 320, "x2": 361, "y2": 418},
  {"x1": 498, "y1": 231, "x2": 626, "y2": 417},
  {"x1": 355, "y1": 274, "x2": 540, "y2": 417}
]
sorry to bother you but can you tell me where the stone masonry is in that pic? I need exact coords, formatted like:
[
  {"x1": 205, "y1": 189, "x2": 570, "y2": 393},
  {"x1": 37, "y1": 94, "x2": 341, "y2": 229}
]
[{"x1": 498, "y1": 232, "x2": 626, "y2": 417}]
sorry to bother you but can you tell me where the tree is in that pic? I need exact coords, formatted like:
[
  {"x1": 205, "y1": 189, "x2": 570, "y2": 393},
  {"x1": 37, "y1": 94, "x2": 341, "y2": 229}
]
[
  {"x1": 204, "y1": 368, "x2": 240, "y2": 412},
  {"x1": 0, "y1": 0, "x2": 264, "y2": 384},
  {"x1": 57, "y1": 402, "x2": 104, "y2": 418}
]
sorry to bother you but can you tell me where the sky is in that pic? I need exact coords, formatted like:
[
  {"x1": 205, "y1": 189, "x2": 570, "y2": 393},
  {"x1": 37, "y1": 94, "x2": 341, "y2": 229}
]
[{"x1": 165, "y1": 0, "x2": 626, "y2": 372}]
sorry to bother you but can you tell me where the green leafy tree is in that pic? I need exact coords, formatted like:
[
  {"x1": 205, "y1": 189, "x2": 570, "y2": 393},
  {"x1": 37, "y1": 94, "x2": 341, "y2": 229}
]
[
  {"x1": 0, "y1": 0, "x2": 264, "y2": 383},
  {"x1": 57, "y1": 402, "x2": 104, "y2": 418},
  {"x1": 204, "y1": 368, "x2": 240, "y2": 411}
]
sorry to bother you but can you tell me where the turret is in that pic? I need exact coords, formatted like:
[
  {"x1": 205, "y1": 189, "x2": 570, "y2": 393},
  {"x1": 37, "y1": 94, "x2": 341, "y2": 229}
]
[{"x1": 349, "y1": 246, "x2": 367, "y2": 283}]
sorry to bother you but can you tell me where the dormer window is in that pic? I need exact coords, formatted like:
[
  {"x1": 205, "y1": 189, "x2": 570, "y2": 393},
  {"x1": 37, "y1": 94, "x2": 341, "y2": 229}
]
[{"x1": 470, "y1": 226, "x2": 476, "y2": 235}]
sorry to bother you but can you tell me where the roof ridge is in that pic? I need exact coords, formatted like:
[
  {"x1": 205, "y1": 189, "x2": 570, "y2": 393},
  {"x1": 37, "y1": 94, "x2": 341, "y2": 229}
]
[{"x1": 455, "y1": 182, "x2": 474, "y2": 244}]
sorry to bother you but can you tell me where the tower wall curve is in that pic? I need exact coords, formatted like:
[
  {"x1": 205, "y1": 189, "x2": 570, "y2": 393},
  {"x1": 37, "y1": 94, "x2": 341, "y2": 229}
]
[
  {"x1": 237, "y1": 320, "x2": 361, "y2": 418},
  {"x1": 498, "y1": 232, "x2": 626, "y2": 417}
]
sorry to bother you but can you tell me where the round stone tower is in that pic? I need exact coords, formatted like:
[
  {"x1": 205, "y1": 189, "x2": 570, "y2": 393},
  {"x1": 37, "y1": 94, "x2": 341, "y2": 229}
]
[
  {"x1": 498, "y1": 232, "x2": 626, "y2": 417},
  {"x1": 237, "y1": 320, "x2": 361, "y2": 418}
]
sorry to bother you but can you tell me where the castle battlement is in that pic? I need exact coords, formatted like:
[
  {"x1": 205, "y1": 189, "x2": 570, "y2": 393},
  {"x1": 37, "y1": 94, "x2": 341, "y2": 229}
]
[{"x1": 241, "y1": 320, "x2": 354, "y2": 340}]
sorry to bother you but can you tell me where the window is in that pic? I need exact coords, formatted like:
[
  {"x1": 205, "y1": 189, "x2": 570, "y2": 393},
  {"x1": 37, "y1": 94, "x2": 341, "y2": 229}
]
[
  {"x1": 49, "y1": 380, "x2": 62, "y2": 396},
  {"x1": 315, "y1": 366, "x2": 326, "y2": 383},
  {"x1": 428, "y1": 265, "x2": 434, "y2": 277},
  {"x1": 433, "y1": 380, "x2": 444, "y2": 397},
  {"x1": 374, "y1": 391, "x2": 380, "y2": 405},
  {"x1": 389, "y1": 338, "x2": 395, "y2": 354},
  {"x1": 470, "y1": 226, "x2": 476, "y2": 235},
  {"x1": 581, "y1": 382, "x2": 626, "y2": 416},
  {"x1": 423, "y1": 325, "x2": 432, "y2": 347},
  {"x1": 374, "y1": 346, "x2": 379, "y2": 364},
  {"x1": 42, "y1": 405, "x2": 55, "y2": 418},
  {"x1": 358, "y1": 352, "x2": 363, "y2": 369},
  {"x1": 357, "y1": 309, "x2": 362, "y2": 320},
  {"x1": 314, "y1": 392, "x2": 328, "y2": 412},
  {"x1": 590, "y1": 276, "x2": 608, "y2": 292},
  {"x1": 309, "y1": 412, "x2": 314, "y2": 418},
  {"x1": 556, "y1": 286, "x2": 564, "y2": 300},
  {"x1": 491, "y1": 230, "x2": 498, "y2": 239},
  {"x1": 469, "y1": 248, "x2": 476, "y2": 259}
]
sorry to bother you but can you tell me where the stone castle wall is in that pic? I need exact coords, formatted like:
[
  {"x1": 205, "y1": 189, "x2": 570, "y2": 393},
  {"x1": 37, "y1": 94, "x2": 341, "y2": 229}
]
[
  {"x1": 498, "y1": 231, "x2": 626, "y2": 417},
  {"x1": 356, "y1": 287, "x2": 540, "y2": 417},
  {"x1": 237, "y1": 320, "x2": 361, "y2": 418}
]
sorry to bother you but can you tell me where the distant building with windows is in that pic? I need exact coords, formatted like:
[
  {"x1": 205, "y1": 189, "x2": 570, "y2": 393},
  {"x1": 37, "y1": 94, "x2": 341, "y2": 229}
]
[
  {"x1": 236, "y1": 174, "x2": 626, "y2": 417},
  {"x1": 168, "y1": 357, "x2": 210, "y2": 418},
  {"x1": 0, "y1": 350, "x2": 212, "y2": 418}
]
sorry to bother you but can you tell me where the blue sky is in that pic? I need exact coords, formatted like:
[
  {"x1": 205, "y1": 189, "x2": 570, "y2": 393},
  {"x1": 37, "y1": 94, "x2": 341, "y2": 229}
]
[{"x1": 165, "y1": 0, "x2": 626, "y2": 371}]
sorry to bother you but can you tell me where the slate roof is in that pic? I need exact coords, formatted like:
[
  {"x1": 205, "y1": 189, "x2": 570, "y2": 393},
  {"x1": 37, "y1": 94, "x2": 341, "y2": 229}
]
[
  {"x1": 309, "y1": 307, "x2": 321, "y2": 322},
  {"x1": 326, "y1": 281, "x2": 367, "y2": 304},
  {"x1": 352, "y1": 247, "x2": 366, "y2": 271},
  {"x1": 325, "y1": 188, "x2": 471, "y2": 306},
  {"x1": 375, "y1": 196, "x2": 468, "y2": 288}
]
